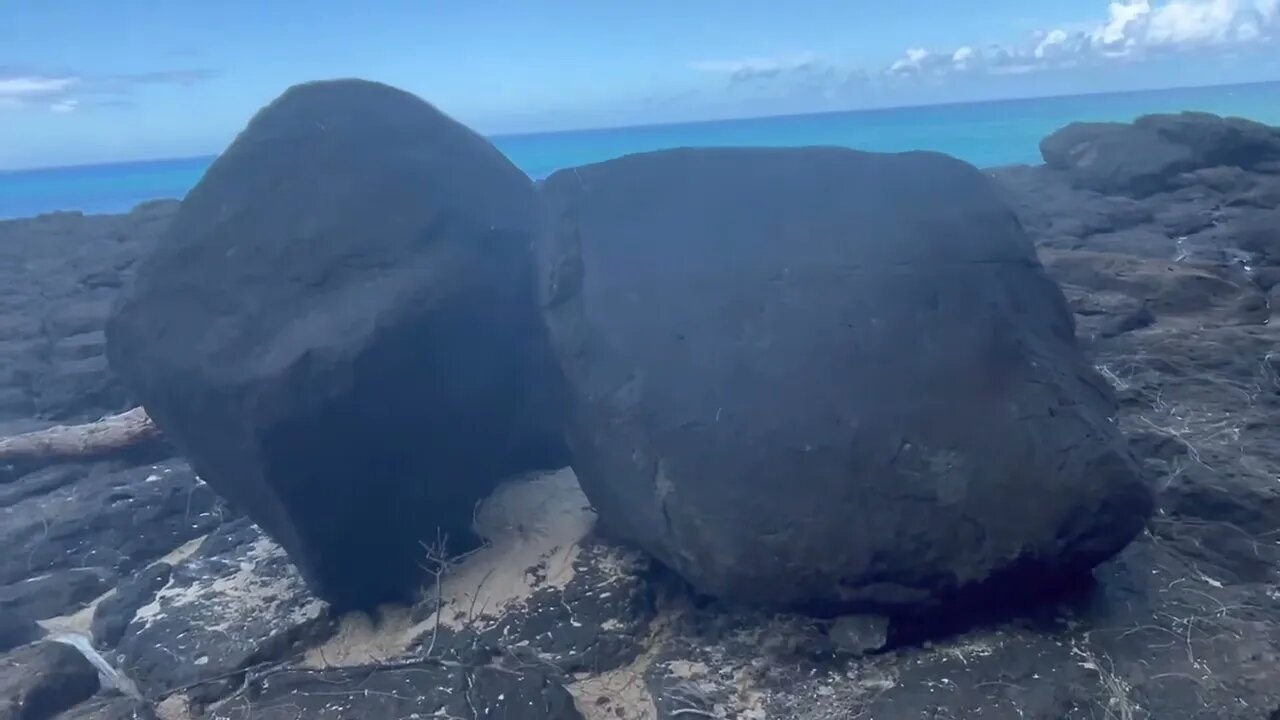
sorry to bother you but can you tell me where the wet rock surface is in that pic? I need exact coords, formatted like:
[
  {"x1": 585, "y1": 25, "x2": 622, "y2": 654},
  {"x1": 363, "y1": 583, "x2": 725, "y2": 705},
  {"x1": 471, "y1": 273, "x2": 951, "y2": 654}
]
[{"x1": 106, "y1": 79, "x2": 567, "y2": 611}]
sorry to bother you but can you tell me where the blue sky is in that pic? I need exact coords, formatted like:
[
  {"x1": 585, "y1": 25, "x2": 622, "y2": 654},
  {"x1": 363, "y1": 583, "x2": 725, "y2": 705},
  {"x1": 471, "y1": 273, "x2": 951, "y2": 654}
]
[{"x1": 1, "y1": 0, "x2": 1278, "y2": 169}]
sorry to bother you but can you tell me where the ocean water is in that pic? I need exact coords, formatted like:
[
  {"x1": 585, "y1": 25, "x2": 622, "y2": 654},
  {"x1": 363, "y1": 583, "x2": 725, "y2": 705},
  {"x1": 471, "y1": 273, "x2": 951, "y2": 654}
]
[{"x1": 2, "y1": 82, "x2": 1278, "y2": 220}]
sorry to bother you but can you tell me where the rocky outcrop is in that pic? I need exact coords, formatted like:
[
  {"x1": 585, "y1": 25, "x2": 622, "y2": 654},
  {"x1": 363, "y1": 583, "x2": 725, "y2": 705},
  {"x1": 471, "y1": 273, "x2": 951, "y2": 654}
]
[
  {"x1": 0, "y1": 569, "x2": 111, "y2": 624},
  {"x1": 113, "y1": 519, "x2": 329, "y2": 700},
  {"x1": 994, "y1": 114, "x2": 1280, "y2": 341},
  {"x1": 89, "y1": 563, "x2": 171, "y2": 649},
  {"x1": 0, "y1": 202, "x2": 177, "y2": 433},
  {"x1": 0, "y1": 617, "x2": 38, "y2": 655},
  {"x1": 0, "y1": 642, "x2": 99, "y2": 719},
  {"x1": 1039, "y1": 112, "x2": 1280, "y2": 197},
  {"x1": 0, "y1": 458, "x2": 222, "y2": 610},
  {"x1": 535, "y1": 146, "x2": 1153, "y2": 612},
  {"x1": 208, "y1": 663, "x2": 584, "y2": 720},
  {"x1": 105, "y1": 79, "x2": 567, "y2": 611}
]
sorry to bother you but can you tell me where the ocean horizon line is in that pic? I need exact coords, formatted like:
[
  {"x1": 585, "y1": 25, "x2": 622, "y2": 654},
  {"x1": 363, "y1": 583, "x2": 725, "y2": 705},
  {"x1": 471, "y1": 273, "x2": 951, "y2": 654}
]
[{"x1": 3, "y1": 77, "x2": 1277, "y2": 177}]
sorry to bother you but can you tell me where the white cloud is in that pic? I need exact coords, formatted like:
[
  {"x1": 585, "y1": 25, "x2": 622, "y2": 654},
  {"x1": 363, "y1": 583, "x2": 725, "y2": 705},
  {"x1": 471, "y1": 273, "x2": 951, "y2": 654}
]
[
  {"x1": 0, "y1": 75, "x2": 78, "y2": 100},
  {"x1": 1237, "y1": 19, "x2": 1263, "y2": 38},
  {"x1": 0, "y1": 68, "x2": 217, "y2": 112},
  {"x1": 687, "y1": 0, "x2": 1277, "y2": 99},
  {"x1": 888, "y1": 48, "x2": 927, "y2": 74},
  {"x1": 1145, "y1": 0, "x2": 1239, "y2": 44},
  {"x1": 1259, "y1": 0, "x2": 1280, "y2": 22},
  {"x1": 1093, "y1": 0, "x2": 1151, "y2": 51},
  {"x1": 1035, "y1": 29, "x2": 1071, "y2": 57},
  {"x1": 1088, "y1": 0, "x2": 1280, "y2": 51},
  {"x1": 881, "y1": 0, "x2": 1277, "y2": 81}
]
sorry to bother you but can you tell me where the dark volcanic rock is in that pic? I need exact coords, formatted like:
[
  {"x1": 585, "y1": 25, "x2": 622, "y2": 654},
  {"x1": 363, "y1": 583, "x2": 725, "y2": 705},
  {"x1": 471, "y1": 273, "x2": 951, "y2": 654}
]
[
  {"x1": 0, "y1": 615, "x2": 40, "y2": 653},
  {"x1": 0, "y1": 465, "x2": 87, "y2": 507},
  {"x1": 1098, "y1": 305, "x2": 1155, "y2": 338},
  {"x1": 52, "y1": 697, "x2": 155, "y2": 720},
  {"x1": 209, "y1": 663, "x2": 583, "y2": 720},
  {"x1": 1040, "y1": 112, "x2": 1280, "y2": 197},
  {"x1": 0, "y1": 569, "x2": 111, "y2": 623},
  {"x1": 115, "y1": 519, "x2": 329, "y2": 699},
  {"x1": 106, "y1": 79, "x2": 567, "y2": 611},
  {"x1": 0, "y1": 459, "x2": 221, "y2": 589},
  {"x1": 0, "y1": 642, "x2": 99, "y2": 720},
  {"x1": 90, "y1": 563, "x2": 171, "y2": 649},
  {"x1": 536, "y1": 147, "x2": 1153, "y2": 612},
  {"x1": 0, "y1": 202, "x2": 177, "y2": 428}
]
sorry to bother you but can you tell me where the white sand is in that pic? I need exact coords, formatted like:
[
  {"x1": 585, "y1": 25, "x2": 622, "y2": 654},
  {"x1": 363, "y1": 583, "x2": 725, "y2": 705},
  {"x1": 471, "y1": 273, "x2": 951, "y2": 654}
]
[
  {"x1": 156, "y1": 694, "x2": 198, "y2": 720},
  {"x1": 301, "y1": 604, "x2": 417, "y2": 668},
  {"x1": 431, "y1": 467, "x2": 594, "y2": 629},
  {"x1": 304, "y1": 467, "x2": 596, "y2": 667}
]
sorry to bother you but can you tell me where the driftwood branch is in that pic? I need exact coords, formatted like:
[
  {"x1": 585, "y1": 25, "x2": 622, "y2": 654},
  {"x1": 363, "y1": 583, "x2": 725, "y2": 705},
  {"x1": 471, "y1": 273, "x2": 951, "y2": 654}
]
[{"x1": 0, "y1": 406, "x2": 166, "y2": 477}]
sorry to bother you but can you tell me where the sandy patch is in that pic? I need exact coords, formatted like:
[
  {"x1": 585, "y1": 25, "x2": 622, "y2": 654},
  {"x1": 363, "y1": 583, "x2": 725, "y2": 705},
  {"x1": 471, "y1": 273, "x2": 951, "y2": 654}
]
[
  {"x1": 38, "y1": 595, "x2": 107, "y2": 637},
  {"x1": 432, "y1": 467, "x2": 594, "y2": 628},
  {"x1": 303, "y1": 468, "x2": 596, "y2": 667},
  {"x1": 156, "y1": 694, "x2": 198, "y2": 720},
  {"x1": 302, "y1": 604, "x2": 417, "y2": 668},
  {"x1": 569, "y1": 633, "x2": 662, "y2": 720},
  {"x1": 156, "y1": 533, "x2": 212, "y2": 566}
]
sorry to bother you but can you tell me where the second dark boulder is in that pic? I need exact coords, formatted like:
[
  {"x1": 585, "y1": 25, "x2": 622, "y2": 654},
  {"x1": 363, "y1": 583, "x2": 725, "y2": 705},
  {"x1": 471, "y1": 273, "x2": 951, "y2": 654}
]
[{"x1": 536, "y1": 147, "x2": 1154, "y2": 612}]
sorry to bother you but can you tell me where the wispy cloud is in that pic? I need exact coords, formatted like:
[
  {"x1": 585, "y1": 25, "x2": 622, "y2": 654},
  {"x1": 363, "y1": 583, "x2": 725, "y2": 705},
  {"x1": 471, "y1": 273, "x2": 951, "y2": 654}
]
[
  {"x1": 49, "y1": 98, "x2": 79, "y2": 114},
  {"x1": 0, "y1": 68, "x2": 219, "y2": 113},
  {"x1": 105, "y1": 69, "x2": 219, "y2": 87},
  {"x1": 688, "y1": 53, "x2": 826, "y2": 84},
  {"x1": 687, "y1": 52, "x2": 872, "y2": 106}
]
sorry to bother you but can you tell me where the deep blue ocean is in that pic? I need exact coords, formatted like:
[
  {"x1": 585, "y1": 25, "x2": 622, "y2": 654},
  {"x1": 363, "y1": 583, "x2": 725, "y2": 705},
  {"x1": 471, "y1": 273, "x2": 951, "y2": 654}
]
[{"x1": 2, "y1": 82, "x2": 1278, "y2": 220}]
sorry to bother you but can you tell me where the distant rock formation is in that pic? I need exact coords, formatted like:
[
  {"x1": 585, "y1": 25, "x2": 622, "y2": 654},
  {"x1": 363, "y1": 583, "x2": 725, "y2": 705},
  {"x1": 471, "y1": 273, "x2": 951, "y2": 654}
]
[
  {"x1": 106, "y1": 79, "x2": 567, "y2": 610},
  {"x1": 0, "y1": 201, "x2": 177, "y2": 433},
  {"x1": 1040, "y1": 111, "x2": 1280, "y2": 197},
  {"x1": 535, "y1": 146, "x2": 1154, "y2": 612}
]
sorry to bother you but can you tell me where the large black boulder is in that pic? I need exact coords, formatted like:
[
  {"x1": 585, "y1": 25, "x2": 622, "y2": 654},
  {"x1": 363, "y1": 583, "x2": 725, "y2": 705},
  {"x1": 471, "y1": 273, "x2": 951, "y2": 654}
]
[
  {"x1": 106, "y1": 79, "x2": 566, "y2": 610},
  {"x1": 1040, "y1": 112, "x2": 1280, "y2": 197},
  {"x1": 535, "y1": 147, "x2": 1153, "y2": 612}
]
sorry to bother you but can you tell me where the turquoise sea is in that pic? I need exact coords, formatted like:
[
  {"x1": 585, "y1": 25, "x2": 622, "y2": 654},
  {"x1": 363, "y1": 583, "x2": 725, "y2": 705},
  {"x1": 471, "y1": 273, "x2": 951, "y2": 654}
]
[{"x1": 2, "y1": 82, "x2": 1278, "y2": 220}]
